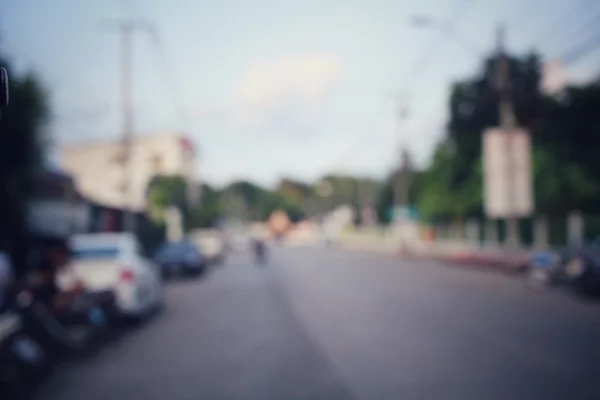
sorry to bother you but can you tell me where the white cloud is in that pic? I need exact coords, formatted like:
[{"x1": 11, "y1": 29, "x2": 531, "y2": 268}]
[{"x1": 237, "y1": 54, "x2": 341, "y2": 125}]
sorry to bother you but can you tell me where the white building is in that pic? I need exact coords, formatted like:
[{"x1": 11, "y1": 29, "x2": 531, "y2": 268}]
[{"x1": 61, "y1": 132, "x2": 199, "y2": 211}]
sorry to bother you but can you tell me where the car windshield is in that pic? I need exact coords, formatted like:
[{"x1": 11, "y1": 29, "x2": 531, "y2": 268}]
[
  {"x1": 72, "y1": 247, "x2": 120, "y2": 260},
  {"x1": 157, "y1": 242, "x2": 196, "y2": 258}
]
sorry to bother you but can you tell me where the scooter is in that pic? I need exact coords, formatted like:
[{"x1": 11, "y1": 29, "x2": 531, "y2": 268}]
[
  {"x1": 54, "y1": 290, "x2": 118, "y2": 348},
  {"x1": 0, "y1": 300, "x2": 50, "y2": 400},
  {"x1": 17, "y1": 284, "x2": 117, "y2": 361},
  {"x1": 526, "y1": 251, "x2": 561, "y2": 290},
  {"x1": 562, "y1": 243, "x2": 600, "y2": 297},
  {"x1": 253, "y1": 240, "x2": 267, "y2": 265},
  {"x1": 0, "y1": 310, "x2": 31, "y2": 399}
]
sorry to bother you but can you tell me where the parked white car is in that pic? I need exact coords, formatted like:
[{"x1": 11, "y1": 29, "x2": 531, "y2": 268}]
[{"x1": 58, "y1": 233, "x2": 164, "y2": 320}]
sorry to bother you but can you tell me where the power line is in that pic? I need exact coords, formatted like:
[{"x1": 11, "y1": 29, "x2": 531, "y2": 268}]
[
  {"x1": 545, "y1": 6, "x2": 600, "y2": 65},
  {"x1": 529, "y1": 0, "x2": 591, "y2": 49},
  {"x1": 548, "y1": 7, "x2": 600, "y2": 53},
  {"x1": 114, "y1": 0, "x2": 188, "y2": 129},
  {"x1": 145, "y1": 26, "x2": 188, "y2": 128},
  {"x1": 402, "y1": 0, "x2": 475, "y2": 99},
  {"x1": 116, "y1": 0, "x2": 141, "y2": 18},
  {"x1": 503, "y1": 0, "x2": 544, "y2": 27},
  {"x1": 328, "y1": 99, "x2": 393, "y2": 174},
  {"x1": 0, "y1": 37, "x2": 112, "y2": 127},
  {"x1": 102, "y1": 19, "x2": 153, "y2": 232},
  {"x1": 328, "y1": 0, "x2": 474, "y2": 176},
  {"x1": 559, "y1": 29, "x2": 600, "y2": 65},
  {"x1": 388, "y1": 0, "x2": 474, "y2": 211},
  {"x1": 115, "y1": 0, "x2": 198, "y2": 203}
]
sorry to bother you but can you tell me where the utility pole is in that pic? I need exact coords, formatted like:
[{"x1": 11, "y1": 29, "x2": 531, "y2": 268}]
[
  {"x1": 393, "y1": 102, "x2": 410, "y2": 215},
  {"x1": 392, "y1": 103, "x2": 412, "y2": 254},
  {"x1": 495, "y1": 24, "x2": 519, "y2": 249},
  {"x1": 103, "y1": 20, "x2": 152, "y2": 234},
  {"x1": 354, "y1": 179, "x2": 362, "y2": 225},
  {"x1": 395, "y1": 149, "x2": 412, "y2": 207}
]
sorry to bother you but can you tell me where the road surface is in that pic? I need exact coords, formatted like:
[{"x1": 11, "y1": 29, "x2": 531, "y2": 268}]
[{"x1": 37, "y1": 246, "x2": 600, "y2": 400}]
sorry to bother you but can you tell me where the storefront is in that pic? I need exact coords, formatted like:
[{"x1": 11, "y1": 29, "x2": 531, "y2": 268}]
[
  {"x1": 26, "y1": 166, "x2": 163, "y2": 259},
  {"x1": 26, "y1": 167, "x2": 90, "y2": 239}
]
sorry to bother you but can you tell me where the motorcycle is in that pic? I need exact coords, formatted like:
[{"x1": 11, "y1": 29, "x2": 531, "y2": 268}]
[
  {"x1": 526, "y1": 251, "x2": 562, "y2": 290},
  {"x1": 528, "y1": 239, "x2": 600, "y2": 297},
  {"x1": 0, "y1": 251, "x2": 51, "y2": 400},
  {"x1": 16, "y1": 281, "x2": 118, "y2": 360},
  {"x1": 0, "y1": 300, "x2": 50, "y2": 399},
  {"x1": 562, "y1": 242, "x2": 600, "y2": 296},
  {"x1": 253, "y1": 240, "x2": 267, "y2": 265}
]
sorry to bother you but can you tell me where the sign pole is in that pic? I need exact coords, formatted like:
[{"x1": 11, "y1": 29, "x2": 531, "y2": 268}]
[{"x1": 495, "y1": 24, "x2": 519, "y2": 249}]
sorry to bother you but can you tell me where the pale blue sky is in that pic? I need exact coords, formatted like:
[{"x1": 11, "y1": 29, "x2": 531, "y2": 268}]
[{"x1": 2, "y1": 0, "x2": 599, "y2": 187}]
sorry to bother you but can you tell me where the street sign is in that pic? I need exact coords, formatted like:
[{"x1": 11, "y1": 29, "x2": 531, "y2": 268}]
[
  {"x1": 389, "y1": 205, "x2": 419, "y2": 222},
  {"x1": 483, "y1": 128, "x2": 534, "y2": 218}
]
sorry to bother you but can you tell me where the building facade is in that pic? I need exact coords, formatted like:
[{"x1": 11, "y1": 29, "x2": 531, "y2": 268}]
[{"x1": 61, "y1": 133, "x2": 198, "y2": 211}]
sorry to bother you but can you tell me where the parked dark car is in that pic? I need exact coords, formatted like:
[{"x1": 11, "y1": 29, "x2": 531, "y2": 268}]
[{"x1": 155, "y1": 241, "x2": 206, "y2": 278}]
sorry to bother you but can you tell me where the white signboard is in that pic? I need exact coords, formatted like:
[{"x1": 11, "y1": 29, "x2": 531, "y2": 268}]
[{"x1": 483, "y1": 128, "x2": 534, "y2": 218}]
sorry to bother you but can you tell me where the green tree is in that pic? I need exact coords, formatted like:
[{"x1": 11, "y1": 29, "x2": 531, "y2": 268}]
[
  {"x1": 416, "y1": 141, "x2": 483, "y2": 221},
  {"x1": 412, "y1": 52, "x2": 543, "y2": 221},
  {"x1": 190, "y1": 184, "x2": 222, "y2": 228},
  {"x1": 448, "y1": 53, "x2": 542, "y2": 175},
  {"x1": 374, "y1": 181, "x2": 393, "y2": 224},
  {"x1": 375, "y1": 169, "x2": 424, "y2": 224},
  {"x1": 222, "y1": 180, "x2": 265, "y2": 220},
  {"x1": 276, "y1": 178, "x2": 311, "y2": 203},
  {"x1": 532, "y1": 146, "x2": 599, "y2": 215},
  {"x1": 146, "y1": 175, "x2": 189, "y2": 225},
  {"x1": 536, "y1": 84, "x2": 600, "y2": 213}
]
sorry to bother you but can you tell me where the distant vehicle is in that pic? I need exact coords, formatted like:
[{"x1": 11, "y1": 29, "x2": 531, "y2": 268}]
[
  {"x1": 60, "y1": 233, "x2": 164, "y2": 321},
  {"x1": 561, "y1": 239, "x2": 600, "y2": 296},
  {"x1": 191, "y1": 230, "x2": 226, "y2": 265},
  {"x1": 155, "y1": 240, "x2": 207, "y2": 277},
  {"x1": 252, "y1": 238, "x2": 267, "y2": 265}
]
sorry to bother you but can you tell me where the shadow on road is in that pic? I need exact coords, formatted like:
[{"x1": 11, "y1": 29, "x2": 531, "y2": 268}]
[{"x1": 34, "y1": 308, "x2": 168, "y2": 400}]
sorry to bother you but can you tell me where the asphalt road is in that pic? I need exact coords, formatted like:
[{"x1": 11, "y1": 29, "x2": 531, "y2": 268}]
[{"x1": 37, "y1": 246, "x2": 600, "y2": 400}]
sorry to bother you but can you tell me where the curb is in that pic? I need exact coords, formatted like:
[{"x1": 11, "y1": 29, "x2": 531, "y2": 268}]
[
  {"x1": 435, "y1": 254, "x2": 530, "y2": 275},
  {"x1": 337, "y1": 243, "x2": 530, "y2": 275}
]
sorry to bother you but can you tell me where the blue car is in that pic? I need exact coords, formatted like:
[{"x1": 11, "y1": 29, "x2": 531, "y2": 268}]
[{"x1": 155, "y1": 241, "x2": 206, "y2": 278}]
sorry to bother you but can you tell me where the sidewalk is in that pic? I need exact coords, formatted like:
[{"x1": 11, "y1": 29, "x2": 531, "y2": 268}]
[
  {"x1": 336, "y1": 233, "x2": 534, "y2": 274},
  {"x1": 420, "y1": 245, "x2": 532, "y2": 274}
]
